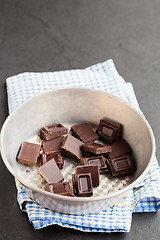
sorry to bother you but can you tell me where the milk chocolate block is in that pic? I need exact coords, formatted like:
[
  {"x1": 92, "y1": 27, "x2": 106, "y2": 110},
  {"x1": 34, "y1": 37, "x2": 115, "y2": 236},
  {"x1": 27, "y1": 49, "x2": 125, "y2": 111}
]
[
  {"x1": 42, "y1": 136, "x2": 64, "y2": 154},
  {"x1": 106, "y1": 155, "x2": 136, "y2": 177},
  {"x1": 61, "y1": 134, "x2": 85, "y2": 160},
  {"x1": 17, "y1": 141, "x2": 41, "y2": 166},
  {"x1": 109, "y1": 139, "x2": 132, "y2": 159},
  {"x1": 38, "y1": 159, "x2": 64, "y2": 183},
  {"x1": 39, "y1": 152, "x2": 64, "y2": 170},
  {"x1": 44, "y1": 182, "x2": 74, "y2": 196},
  {"x1": 76, "y1": 165, "x2": 100, "y2": 187},
  {"x1": 72, "y1": 173, "x2": 93, "y2": 197},
  {"x1": 40, "y1": 123, "x2": 68, "y2": 141},
  {"x1": 80, "y1": 155, "x2": 108, "y2": 173},
  {"x1": 71, "y1": 122, "x2": 99, "y2": 143},
  {"x1": 81, "y1": 142, "x2": 111, "y2": 155},
  {"x1": 97, "y1": 119, "x2": 121, "y2": 143}
]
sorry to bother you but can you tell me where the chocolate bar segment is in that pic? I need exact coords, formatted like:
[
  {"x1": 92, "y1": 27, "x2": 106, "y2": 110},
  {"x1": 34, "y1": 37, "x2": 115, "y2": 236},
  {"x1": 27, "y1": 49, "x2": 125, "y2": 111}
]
[
  {"x1": 108, "y1": 139, "x2": 132, "y2": 159},
  {"x1": 71, "y1": 122, "x2": 99, "y2": 143},
  {"x1": 80, "y1": 155, "x2": 108, "y2": 173},
  {"x1": 44, "y1": 182, "x2": 74, "y2": 196},
  {"x1": 38, "y1": 159, "x2": 64, "y2": 183},
  {"x1": 97, "y1": 119, "x2": 121, "y2": 143},
  {"x1": 72, "y1": 173, "x2": 93, "y2": 197},
  {"x1": 61, "y1": 134, "x2": 85, "y2": 159},
  {"x1": 42, "y1": 136, "x2": 64, "y2": 154},
  {"x1": 17, "y1": 141, "x2": 41, "y2": 166},
  {"x1": 76, "y1": 165, "x2": 100, "y2": 187},
  {"x1": 106, "y1": 155, "x2": 136, "y2": 177},
  {"x1": 40, "y1": 123, "x2": 68, "y2": 141},
  {"x1": 39, "y1": 152, "x2": 64, "y2": 170},
  {"x1": 81, "y1": 142, "x2": 111, "y2": 155}
]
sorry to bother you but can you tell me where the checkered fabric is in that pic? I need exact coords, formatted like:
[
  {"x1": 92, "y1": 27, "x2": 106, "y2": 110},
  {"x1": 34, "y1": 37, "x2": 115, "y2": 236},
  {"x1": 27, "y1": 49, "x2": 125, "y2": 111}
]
[{"x1": 6, "y1": 59, "x2": 160, "y2": 232}]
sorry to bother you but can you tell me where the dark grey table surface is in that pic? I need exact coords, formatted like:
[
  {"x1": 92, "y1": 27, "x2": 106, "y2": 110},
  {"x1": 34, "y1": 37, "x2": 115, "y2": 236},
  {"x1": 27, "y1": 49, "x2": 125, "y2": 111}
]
[{"x1": 0, "y1": 0, "x2": 160, "y2": 239}]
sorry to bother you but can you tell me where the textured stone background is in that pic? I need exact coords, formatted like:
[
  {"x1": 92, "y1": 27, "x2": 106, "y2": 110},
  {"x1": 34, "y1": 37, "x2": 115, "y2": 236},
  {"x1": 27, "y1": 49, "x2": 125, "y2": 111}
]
[{"x1": 0, "y1": 0, "x2": 160, "y2": 239}]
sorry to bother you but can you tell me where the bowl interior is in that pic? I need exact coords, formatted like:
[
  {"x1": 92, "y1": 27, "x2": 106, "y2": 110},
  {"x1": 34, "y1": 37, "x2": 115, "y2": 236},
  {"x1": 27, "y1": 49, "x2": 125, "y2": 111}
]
[{"x1": 0, "y1": 88, "x2": 155, "y2": 200}]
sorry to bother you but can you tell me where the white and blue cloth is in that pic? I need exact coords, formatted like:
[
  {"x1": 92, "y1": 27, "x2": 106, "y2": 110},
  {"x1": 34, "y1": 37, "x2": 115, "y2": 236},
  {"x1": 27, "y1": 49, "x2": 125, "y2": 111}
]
[{"x1": 6, "y1": 59, "x2": 160, "y2": 232}]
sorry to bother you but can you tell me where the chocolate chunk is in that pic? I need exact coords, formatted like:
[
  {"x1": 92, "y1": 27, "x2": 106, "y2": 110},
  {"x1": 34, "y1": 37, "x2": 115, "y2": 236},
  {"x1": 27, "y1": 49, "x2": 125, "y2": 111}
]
[
  {"x1": 44, "y1": 182, "x2": 74, "y2": 196},
  {"x1": 108, "y1": 139, "x2": 132, "y2": 159},
  {"x1": 40, "y1": 123, "x2": 68, "y2": 141},
  {"x1": 81, "y1": 142, "x2": 111, "y2": 155},
  {"x1": 38, "y1": 159, "x2": 64, "y2": 183},
  {"x1": 80, "y1": 155, "x2": 108, "y2": 173},
  {"x1": 42, "y1": 136, "x2": 64, "y2": 154},
  {"x1": 97, "y1": 119, "x2": 121, "y2": 143},
  {"x1": 17, "y1": 141, "x2": 41, "y2": 166},
  {"x1": 39, "y1": 152, "x2": 64, "y2": 170},
  {"x1": 76, "y1": 165, "x2": 100, "y2": 187},
  {"x1": 106, "y1": 155, "x2": 136, "y2": 177},
  {"x1": 72, "y1": 173, "x2": 93, "y2": 197},
  {"x1": 61, "y1": 134, "x2": 85, "y2": 160},
  {"x1": 71, "y1": 122, "x2": 99, "y2": 143}
]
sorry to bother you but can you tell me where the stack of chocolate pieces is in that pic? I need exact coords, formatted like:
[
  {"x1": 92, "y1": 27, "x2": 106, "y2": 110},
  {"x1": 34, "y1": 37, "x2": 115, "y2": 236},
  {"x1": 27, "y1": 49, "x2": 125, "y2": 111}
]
[{"x1": 17, "y1": 119, "x2": 136, "y2": 198}]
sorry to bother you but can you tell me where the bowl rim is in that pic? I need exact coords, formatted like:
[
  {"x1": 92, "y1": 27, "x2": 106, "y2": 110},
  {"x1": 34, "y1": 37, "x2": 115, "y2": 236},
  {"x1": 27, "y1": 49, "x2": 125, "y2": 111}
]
[{"x1": 0, "y1": 87, "x2": 156, "y2": 202}]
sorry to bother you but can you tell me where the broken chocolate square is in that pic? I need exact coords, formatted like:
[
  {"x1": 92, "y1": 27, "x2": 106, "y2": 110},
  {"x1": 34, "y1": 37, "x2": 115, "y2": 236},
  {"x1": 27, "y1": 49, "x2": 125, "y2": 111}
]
[
  {"x1": 76, "y1": 165, "x2": 100, "y2": 187},
  {"x1": 61, "y1": 134, "x2": 85, "y2": 160},
  {"x1": 39, "y1": 152, "x2": 64, "y2": 170},
  {"x1": 97, "y1": 119, "x2": 121, "y2": 143},
  {"x1": 72, "y1": 173, "x2": 93, "y2": 197},
  {"x1": 38, "y1": 159, "x2": 64, "y2": 183},
  {"x1": 108, "y1": 139, "x2": 132, "y2": 159},
  {"x1": 106, "y1": 155, "x2": 136, "y2": 177},
  {"x1": 80, "y1": 155, "x2": 108, "y2": 173},
  {"x1": 71, "y1": 122, "x2": 99, "y2": 142},
  {"x1": 40, "y1": 123, "x2": 68, "y2": 141},
  {"x1": 81, "y1": 142, "x2": 111, "y2": 155},
  {"x1": 17, "y1": 141, "x2": 41, "y2": 166},
  {"x1": 42, "y1": 136, "x2": 64, "y2": 154},
  {"x1": 44, "y1": 182, "x2": 74, "y2": 196}
]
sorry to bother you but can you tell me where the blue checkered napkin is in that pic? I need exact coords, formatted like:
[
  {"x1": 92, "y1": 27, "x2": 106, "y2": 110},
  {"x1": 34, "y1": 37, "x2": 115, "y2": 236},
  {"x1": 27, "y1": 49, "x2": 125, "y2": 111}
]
[{"x1": 6, "y1": 59, "x2": 160, "y2": 232}]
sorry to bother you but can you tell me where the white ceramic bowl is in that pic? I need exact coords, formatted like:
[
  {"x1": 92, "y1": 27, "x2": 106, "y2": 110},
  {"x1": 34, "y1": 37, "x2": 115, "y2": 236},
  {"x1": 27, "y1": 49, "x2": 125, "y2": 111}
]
[{"x1": 0, "y1": 88, "x2": 155, "y2": 214}]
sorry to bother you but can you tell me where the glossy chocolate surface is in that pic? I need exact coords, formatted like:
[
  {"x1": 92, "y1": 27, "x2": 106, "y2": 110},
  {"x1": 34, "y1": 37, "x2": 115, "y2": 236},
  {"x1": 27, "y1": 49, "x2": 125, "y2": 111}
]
[
  {"x1": 42, "y1": 136, "x2": 64, "y2": 154},
  {"x1": 38, "y1": 159, "x2": 64, "y2": 183},
  {"x1": 80, "y1": 155, "x2": 108, "y2": 173},
  {"x1": 76, "y1": 165, "x2": 100, "y2": 187},
  {"x1": 97, "y1": 119, "x2": 121, "y2": 143},
  {"x1": 44, "y1": 182, "x2": 74, "y2": 196},
  {"x1": 72, "y1": 173, "x2": 93, "y2": 197},
  {"x1": 106, "y1": 155, "x2": 136, "y2": 177},
  {"x1": 17, "y1": 141, "x2": 41, "y2": 166},
  {"x1": 39, "y1": 152, "x2": 64, "y2": 170},
  {"x1": 71, "y1": 122, "x2": 99, "y2": 142},
  {"x1": 61, "y1": 134, "x2": 85, "y2": 159},
  {"x1": 109, "y1": 139, "x2": 132, "y2": 159},
  {"x1": 81, "y1": 142, "x2": 111, "y2": 155},
  {"x1": 40, "y1": 123, "x2": 68, "y2": 141}
]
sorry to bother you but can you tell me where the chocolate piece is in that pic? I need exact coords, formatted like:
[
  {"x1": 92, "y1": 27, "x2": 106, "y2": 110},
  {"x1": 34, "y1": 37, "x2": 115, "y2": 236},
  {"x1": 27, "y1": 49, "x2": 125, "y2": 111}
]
[
  {"x1": 39, "y1": 153, "x2": 48, "y2": 166},
  {"x1": 106, "y1": 155, "x2": 136, "y2": 177},
  {"x1": 81, "y1": 142, "x2": 111, "y2": 155},
  {"x1": 44, "y1": 182, "x2": 74, "y2": 196},
  {"x1": 38, "y1": 159, "x2": 64, "y2": 183},
  {"x1": 17, "y1": 141, "x2": 41, "y2": 166},
  {"x1": 61, "y1": 134, "x2": 85, "y2": 159},
  {"x1": 39, "y1": 152, "x2": 64, "y2": 170},
  {"x1": 80, "y1": 155, "x2": 108, "y2": 173},
  {"x1": 109, "y1": 139, "x2": 132, "y2": 159},
  {"x1": 71, "y1": 122, "x2": 99, "y2": 143},
  {"x1": 97, "y1": 119, "x2": 121, "y2": 143},
  {"x1": 72, "y1": 173, "x2": 93, "y2": 197},
  {"x1": 76, "y1": 165, "x2": 100, "y2": 187},
  {"x1": 40, "y1": 123, "x2": 68, "y2": 141},
  {"x1": 42, "y1": 136, "x2": 64, "y2": 154}
]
